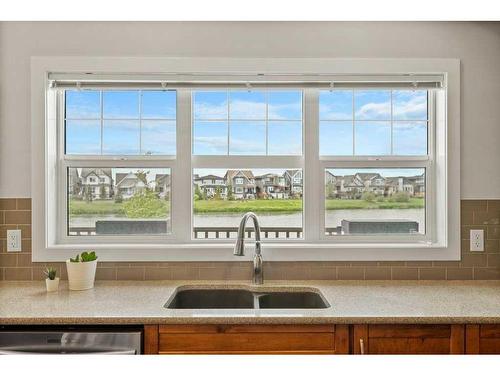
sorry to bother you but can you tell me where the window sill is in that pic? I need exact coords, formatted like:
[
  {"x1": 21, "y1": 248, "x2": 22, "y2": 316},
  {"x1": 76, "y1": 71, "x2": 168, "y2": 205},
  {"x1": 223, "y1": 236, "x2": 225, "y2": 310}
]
[{"x1": 34, "y1": 241, "x2": 459, "y2": 262}]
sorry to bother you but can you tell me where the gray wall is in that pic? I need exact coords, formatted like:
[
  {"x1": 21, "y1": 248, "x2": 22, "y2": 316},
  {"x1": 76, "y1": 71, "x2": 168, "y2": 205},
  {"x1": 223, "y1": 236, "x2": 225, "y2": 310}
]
[{"x1": 1, "y1": 22, "x2": 499, "y2": 198}]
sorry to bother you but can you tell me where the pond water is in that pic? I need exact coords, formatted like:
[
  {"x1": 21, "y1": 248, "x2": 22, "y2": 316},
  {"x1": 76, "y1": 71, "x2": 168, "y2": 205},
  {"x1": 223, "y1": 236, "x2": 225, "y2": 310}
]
[{"x1": 70, "y1": 209, "x2": 425, "y2": 234}]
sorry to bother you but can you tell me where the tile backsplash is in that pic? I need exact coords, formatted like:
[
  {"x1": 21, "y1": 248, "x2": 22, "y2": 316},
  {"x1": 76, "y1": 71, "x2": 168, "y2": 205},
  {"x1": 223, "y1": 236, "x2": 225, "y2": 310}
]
[{"x1": 0, "y1": 198, "x2": 499, "y2": 281}]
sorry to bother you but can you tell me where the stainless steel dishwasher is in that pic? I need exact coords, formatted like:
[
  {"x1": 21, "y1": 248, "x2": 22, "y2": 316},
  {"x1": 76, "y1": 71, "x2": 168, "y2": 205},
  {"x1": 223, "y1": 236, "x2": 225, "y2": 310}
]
[{"x1": 0, "y1": 326, "x2": 142, "y2": 354}]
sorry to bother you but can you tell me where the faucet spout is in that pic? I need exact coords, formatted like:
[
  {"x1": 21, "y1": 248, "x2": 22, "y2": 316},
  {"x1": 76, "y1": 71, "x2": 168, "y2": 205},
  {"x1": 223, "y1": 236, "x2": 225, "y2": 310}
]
[{"x1": 233, "y1": 212, "x2": 263, "y2": 284}]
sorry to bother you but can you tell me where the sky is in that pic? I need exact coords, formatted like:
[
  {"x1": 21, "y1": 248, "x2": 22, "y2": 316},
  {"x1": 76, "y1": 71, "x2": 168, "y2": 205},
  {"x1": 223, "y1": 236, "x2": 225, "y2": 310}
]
[{"x1": 65, "y1": 89, "x2": 428, "y2": 157}]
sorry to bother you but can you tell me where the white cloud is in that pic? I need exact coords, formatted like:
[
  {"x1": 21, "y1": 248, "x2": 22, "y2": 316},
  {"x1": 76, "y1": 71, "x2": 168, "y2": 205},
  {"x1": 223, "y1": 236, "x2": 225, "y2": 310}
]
[
  {"x1": 393, "y1": 94, "x2": 427, "y2": 120},
  {"x1": 355, "y1": 102, "x2": 391, "y2": 119}
]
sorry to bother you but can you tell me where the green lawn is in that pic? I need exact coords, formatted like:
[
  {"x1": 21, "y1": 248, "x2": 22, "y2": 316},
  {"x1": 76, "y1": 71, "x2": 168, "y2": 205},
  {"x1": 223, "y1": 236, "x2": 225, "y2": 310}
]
[{"x1": 69, "y1": 197, "x2": 424, "y2": 216}]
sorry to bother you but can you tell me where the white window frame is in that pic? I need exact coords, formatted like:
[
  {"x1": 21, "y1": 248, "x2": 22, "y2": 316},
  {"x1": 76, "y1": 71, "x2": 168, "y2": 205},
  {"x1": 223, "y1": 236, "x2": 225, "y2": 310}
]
[{"x1": 31, "y1": 57, "x2": 460, "y2": 262}]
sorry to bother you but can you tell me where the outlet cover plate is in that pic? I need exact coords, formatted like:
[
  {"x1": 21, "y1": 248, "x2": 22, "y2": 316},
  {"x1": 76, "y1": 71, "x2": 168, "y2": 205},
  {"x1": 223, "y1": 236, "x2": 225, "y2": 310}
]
[
  {"x1": 7, "y1": 229, "x2": 22, "y2": 252},
  {"x1": 470, "y1": 229, "x2": 484, "y2": 252}
]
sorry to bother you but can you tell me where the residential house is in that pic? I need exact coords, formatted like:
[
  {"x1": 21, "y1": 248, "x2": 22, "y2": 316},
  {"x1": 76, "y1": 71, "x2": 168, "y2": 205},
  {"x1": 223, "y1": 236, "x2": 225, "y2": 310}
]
[
  {"x1": 354, "y1": 173, "x2": 386, "y2": 196},
  {"x1": 80, "y1": 168, "x2": 113, "y2": 199},
  {"x1": 154, "y1": 174, "x2": 171, "y2": 199},
  {"x1": 284, "y1": 169, "x2": 303, "y2": 197},
  {"x1": 224, "y1": 170, "x2": 256, "y2": 199},
  {"x1": 194, "y1": 174, "x2": 227, "y2": 198},
  {"x1": 255, "y1": 173, "x2": 288, "y2": 199},
  {"x1": 115, "y1": 172, "x2": 148, "y2": 199}
]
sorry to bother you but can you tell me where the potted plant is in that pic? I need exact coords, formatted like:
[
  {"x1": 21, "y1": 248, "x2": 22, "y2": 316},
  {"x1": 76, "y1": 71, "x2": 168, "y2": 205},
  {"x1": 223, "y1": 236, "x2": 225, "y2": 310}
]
[
  {"x1": 44, "y1": 267, "x2": 59, "y2": 292},
  {"x1": 66, "y1": 251, "x2": 98, "y2": 291}
]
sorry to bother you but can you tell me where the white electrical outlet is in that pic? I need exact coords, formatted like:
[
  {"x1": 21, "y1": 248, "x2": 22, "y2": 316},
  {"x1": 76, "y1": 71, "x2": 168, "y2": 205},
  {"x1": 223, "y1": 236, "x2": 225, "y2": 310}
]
[
  {"x1": 470, "y1": 229, "x2": 484, "y2": 252},
  {"x1": 6, "y1": 229, "x2": 22, "y2": 252}
]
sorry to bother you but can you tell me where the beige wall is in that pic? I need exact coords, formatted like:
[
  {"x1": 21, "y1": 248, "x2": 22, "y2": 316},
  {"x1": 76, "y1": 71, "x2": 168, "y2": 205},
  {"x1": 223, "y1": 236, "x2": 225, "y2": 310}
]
[{"x1": 0, "y1": 22, "x2": 499, "y2": 198}]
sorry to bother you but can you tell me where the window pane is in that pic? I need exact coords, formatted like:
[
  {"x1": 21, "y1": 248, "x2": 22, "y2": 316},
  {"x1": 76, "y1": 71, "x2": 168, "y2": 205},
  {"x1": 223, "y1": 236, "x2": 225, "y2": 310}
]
[
  {"x1": 193, "y1": 121, "x2": 228, "y2": 155},
  {"x1": 325, "y1": 168, "x2": 425, "y2": 235},
  {"x1": 141, "y1": 120, "x2": 176, "y2": 155},
  {"x1": 355, "y1": 121, "x2": 391, "y2": 155},
  {"x1": 103, "y1": 91, "x2": 139, "y2": 119},
  {"x1": 319, "y1": 90, "x2": 353, "y2": 120},
  {"x1": 354, "y1": 90, "x2": 391, "y2": 120},
  {"x1": 65, "y1": 120, "x2": 101, "y2": 155},
  {"x1": 103, "y1": 120, "x2": 140, "y2": 155},
  {"x1": 320, "y1": 121, "x2": 353, "y2": 156},
  {"x1": 268, "y1": 91, "x2": 302, "y2": 120},
  {"x1": 268, "y1": 121, "x2": 302, "y2": 155},
  {"x1": 68, "y1": 167, "x2": 171, "y2": 236},
  {"x1": 229, "y1": 91, "x2": 266, "y2": 119},
  {"x1": 193, "y1": 168, "x2": 303, "y2": 239},
  {"x1": 65, "y1": 91, "x2": 100, "y2": 119},
  {"x1": 393, "y1": 90, "x2": 427, "y2": 120},
  {"x1": 141, "y1": 91, "x2": 176, "y2": 119},
  {"x1": 393, "y1": 122, "x2": 427, "y2": 155},
  {"x1": 193, "y1": 91, "x2": 227, "y2": 120},
  {"x1": 229, "y1": 121, "x2": 266, "y2": 155}
]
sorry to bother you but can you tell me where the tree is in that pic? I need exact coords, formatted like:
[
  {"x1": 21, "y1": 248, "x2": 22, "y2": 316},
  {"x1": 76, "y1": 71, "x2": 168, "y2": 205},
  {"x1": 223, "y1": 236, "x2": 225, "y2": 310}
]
[
  {"x1": 114, "y1": 189, "x2": 123, "y2": 203},
  {"x1": 123, "y1": 190, "x2": 166, "y2": 218},
  {"x1": 194, "y1": 184, "x2": 202, "y2": 200},
  {"x1": 99, "y1": 185, "x2": 106, "y2": 199},
  {"x1": 226, "y1": 184, "x2": 234, "y2": 201},
  {"x1": 214, "y1": 186, "x2": 222, "y2": 200},
  {"x1": 325, "y1": 182, "x2": 335, "y2": 199},
  {"x1": 84, "y1": 185, "x2": 93, "y2": 203}
]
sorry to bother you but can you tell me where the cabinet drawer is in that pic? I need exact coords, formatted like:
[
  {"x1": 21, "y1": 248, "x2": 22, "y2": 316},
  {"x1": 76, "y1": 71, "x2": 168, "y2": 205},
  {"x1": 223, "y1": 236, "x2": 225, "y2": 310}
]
[
  {"x1": 466, "y1": 324, "x2": 500, "y2": 354},
  {"x1": 157, "y1": 324, "x2": 347, "y2": 354},
  {"x1": 354, "y1": 324, "x2": 465, "y2": 354}
]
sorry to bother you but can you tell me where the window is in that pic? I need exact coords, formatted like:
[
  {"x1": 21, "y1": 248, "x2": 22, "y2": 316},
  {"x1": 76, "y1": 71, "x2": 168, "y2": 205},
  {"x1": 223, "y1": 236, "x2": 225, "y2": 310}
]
[
  {"x1": 192, "y1": 89, "x2": 304, "y2": 239},
  {"x1": 320, "y1": 90, "x2": 430, "y2": 239},
  {"x1": 33, "y1": 57, "x2": 459, "y2": 261},
  {"x1": 62, "y1": 89, "x2": 176, "y2": 238}
]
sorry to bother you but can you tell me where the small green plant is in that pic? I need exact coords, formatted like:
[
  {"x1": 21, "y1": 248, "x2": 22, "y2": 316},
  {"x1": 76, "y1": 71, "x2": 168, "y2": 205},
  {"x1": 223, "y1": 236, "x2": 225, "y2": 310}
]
[
  {"x1": 44, "y1": 267, "x2": 57, "y2": 280},
  {"x1": 70, "y1": 251, "x2": 98, "y2": 262}
]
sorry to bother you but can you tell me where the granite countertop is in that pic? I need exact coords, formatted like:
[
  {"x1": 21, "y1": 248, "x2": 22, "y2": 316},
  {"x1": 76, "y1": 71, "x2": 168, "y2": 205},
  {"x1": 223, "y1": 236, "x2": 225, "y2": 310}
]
[{"x1": 1, "y1": 280, "x2": 499, "y2": 325}]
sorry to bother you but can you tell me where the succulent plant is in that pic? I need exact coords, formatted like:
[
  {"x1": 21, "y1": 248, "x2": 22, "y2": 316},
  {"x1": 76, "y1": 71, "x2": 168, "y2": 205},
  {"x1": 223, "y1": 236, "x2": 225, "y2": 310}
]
[
  {"x1": 70, "y1": 251, "x2": 98, "y2": 263},
  {"x1": 44, "y1": 267, "x2": 57, "y2": 280}
]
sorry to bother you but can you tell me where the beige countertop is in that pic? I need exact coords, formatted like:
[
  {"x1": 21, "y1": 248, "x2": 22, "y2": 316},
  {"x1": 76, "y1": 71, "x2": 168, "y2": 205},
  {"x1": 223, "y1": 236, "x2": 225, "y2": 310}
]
[{"x1": 1, "y1": 280, "x2": 499, "y2": 325}]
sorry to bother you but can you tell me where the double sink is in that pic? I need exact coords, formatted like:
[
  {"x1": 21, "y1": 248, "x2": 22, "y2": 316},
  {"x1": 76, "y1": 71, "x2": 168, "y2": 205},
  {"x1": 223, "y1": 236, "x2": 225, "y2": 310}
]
[{"x1": 165, "y1": 286, "x2": 330, "y2": 309}]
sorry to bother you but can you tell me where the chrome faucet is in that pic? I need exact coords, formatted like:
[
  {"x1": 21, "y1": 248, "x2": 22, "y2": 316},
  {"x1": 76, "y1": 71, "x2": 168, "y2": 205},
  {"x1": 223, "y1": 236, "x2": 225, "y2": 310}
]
[{"x1": 233, "y1": 212, "x2": 263, "y2": 285}]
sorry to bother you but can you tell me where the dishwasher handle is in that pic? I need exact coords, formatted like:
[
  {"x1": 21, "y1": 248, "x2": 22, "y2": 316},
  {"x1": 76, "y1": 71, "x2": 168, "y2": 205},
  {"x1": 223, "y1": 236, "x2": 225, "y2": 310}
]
[{"x1": 0, "y1": 347, "x2": 137, "y2": 355}]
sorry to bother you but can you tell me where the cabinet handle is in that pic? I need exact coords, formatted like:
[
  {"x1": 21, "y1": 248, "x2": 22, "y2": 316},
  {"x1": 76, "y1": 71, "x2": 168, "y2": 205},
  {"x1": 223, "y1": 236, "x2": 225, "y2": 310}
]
[{"x1": 359, "y1": 338, "x2": 365, "y2": 355}]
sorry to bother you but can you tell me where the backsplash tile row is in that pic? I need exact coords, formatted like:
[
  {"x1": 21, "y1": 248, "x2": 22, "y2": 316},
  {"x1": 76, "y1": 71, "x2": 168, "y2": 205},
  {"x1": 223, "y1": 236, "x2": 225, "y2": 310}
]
[{"x1": 1, "y1": 198, "x2": 499, "y2": 280}]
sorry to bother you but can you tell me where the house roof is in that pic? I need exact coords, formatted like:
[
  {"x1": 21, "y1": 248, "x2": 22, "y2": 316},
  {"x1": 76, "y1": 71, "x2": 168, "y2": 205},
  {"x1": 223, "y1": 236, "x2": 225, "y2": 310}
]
[
  {"x1": 195, "y1": 174, "x2": 224, "y2": 181},
  {"x1": 115, "y1": 172, "x2": 148, "y2": 187},
  {"x1": 355, "y1": 173, "x2": 383, "y2": 181},
  {"x1": 285, "y1": 169, "x2": 301, "y2": 178},
  {"x1": 225, "y1": 170, "x2": 255, "y2": 182},
  {"x1": 81, "y1": 168, "x2": 112, "y2": 180},
  {"x1": 155, "y1": 174, "x2": 171, "y2": 186}
]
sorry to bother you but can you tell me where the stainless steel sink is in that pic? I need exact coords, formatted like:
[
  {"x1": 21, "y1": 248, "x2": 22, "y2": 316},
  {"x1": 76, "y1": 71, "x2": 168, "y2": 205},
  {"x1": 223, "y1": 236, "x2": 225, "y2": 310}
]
[
  {"x1": 166, "y1": 289, "x2": 255, "y2": 309},
  {"x1": 165, "y1": 287, "x2": 330, "y2": 309},
  {"x1": 257, "y1": 291, "x2": 329, "y2": 309}
]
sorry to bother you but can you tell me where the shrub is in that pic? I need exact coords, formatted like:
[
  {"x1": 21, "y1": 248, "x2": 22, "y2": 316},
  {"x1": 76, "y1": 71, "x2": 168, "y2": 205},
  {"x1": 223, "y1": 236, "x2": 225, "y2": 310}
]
[
  {"x1": 362, "y1": 191, "x2": 376, "y2": 202},
  {"x1": 390, "y1": 191, "x2": 410, "y2": 202},
  {"x1": 123, "y1": 190, "x2": 167, "y2": 218}
]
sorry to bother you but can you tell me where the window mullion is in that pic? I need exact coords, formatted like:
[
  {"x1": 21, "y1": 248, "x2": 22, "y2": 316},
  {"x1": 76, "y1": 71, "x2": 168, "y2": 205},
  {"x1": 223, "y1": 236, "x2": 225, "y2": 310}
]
[
  {"x1": 172, "y1": 89, "x2": 193, "y2": 243},
  {"x1": 303, "y1": 88, "x2": 321, "y2": 242}
]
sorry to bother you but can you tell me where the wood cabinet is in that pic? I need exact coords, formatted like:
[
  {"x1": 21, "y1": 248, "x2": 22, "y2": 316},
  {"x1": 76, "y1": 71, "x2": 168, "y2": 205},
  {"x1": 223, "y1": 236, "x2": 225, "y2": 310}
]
[
  {"x1": 145, "y1": 323, "x2": 500, "y2": 355},
  {"x1": 466, "y1": 324, "x2": 500, "y2": 354},
  {"x1": 144, "y1": 324, "x2": 349, "y2": 354},
  {"x1": 352, "y1": 324, "x2": 465, "y2": 354}
]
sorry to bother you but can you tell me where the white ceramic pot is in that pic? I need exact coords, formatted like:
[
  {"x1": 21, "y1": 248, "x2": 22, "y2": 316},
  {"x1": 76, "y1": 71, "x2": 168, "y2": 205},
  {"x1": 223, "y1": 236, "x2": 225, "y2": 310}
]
[
  {"x1": 45, "y1": 277, "x2": 60, "y2": 292},
  {"x1": 66, "y1": 259, "x2": 97, "y2": 291}
]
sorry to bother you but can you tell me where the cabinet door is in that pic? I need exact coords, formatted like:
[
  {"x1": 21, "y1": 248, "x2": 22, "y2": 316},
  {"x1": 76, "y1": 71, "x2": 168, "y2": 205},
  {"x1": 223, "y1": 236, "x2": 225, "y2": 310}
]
[
  {"x1": 353, "y1": 324, "x2": 465, "y2": 354},
  {"x1": 156, "y1": 324, "x2": 349, "y2": 354},
  {"x1": 466, "y1": 324, "x2": 500, "y2": 354}
]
